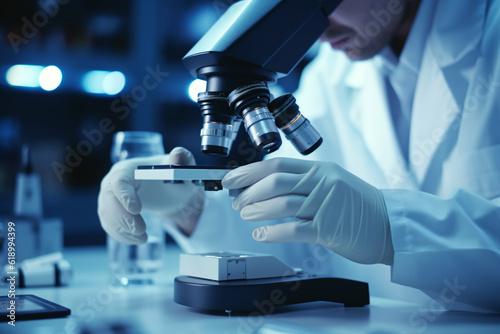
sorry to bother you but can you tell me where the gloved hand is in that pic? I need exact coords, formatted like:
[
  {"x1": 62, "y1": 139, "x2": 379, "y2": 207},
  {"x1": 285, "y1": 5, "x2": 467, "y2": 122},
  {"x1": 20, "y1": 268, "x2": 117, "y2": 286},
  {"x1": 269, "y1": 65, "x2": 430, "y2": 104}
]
[
  {"x1": 222, "y1": 158, "x2": 394, "y2": 265},
  {"x1": 98, "y1": 147, "x2": 204, "y2": 244}
]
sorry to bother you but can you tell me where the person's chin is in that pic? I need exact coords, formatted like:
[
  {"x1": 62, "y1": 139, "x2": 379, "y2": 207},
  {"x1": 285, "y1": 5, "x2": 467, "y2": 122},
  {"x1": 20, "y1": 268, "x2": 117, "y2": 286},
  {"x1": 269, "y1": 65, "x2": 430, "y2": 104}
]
[{"x1": 342, "y1": 45, "x2": 380, "y2": 61}]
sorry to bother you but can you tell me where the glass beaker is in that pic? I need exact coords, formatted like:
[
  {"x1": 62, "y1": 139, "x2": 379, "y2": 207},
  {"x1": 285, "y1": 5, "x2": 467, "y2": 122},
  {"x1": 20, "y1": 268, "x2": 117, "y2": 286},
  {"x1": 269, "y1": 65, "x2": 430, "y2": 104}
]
[{"x1": 108, "y1": 131, "x2": 165, "y2": 286}]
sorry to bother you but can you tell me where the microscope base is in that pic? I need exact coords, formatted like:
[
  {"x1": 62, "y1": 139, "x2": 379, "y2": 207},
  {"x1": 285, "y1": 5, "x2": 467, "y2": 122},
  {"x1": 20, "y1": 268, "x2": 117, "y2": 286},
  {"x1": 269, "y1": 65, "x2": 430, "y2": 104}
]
[{"x1": 174, "y1": 275, "x2": 369, "y2": 312}]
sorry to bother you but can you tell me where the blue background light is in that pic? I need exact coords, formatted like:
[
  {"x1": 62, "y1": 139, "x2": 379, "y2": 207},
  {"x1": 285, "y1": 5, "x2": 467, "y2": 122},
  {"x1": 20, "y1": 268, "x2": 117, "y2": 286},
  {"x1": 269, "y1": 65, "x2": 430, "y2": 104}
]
[
  {"x1": 188, "y1": 79, "x2": 207, "y2": 102},
  {"x1": 39, "y1": 66, "x2": 63, "y2": 91},
  {"x1": 6, "y1": 64, "x2": 44, "y2": 88},
  {"x1": 102, "y1": 71, "x2": 126, "y2": 95},
  {"x1": 82, "y1": 70, "x2": 126, "y2": 95}
]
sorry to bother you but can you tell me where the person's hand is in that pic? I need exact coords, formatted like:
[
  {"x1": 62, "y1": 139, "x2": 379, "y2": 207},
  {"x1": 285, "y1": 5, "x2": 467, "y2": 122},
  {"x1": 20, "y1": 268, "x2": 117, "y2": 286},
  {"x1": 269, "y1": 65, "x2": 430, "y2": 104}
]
[
  {"x1": 222, "y1": 158, "x2": 394, "y2": 265},
  {"x1": 98, "y1": 147, "x2": 204, "y2": 244}
]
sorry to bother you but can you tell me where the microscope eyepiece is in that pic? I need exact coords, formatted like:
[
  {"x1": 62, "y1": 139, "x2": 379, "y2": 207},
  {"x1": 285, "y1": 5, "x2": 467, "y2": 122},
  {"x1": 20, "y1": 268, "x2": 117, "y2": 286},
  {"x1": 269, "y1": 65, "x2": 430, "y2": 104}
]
[
  {"x1": 198, "y1": 92, "x2": 239, "y2": 156},
  {"x1": 269, "y1": 94, "x2": 322, "y2": 155},
  {"x1": 228, "y1": 82, "x2": 281, "y2": 153}
]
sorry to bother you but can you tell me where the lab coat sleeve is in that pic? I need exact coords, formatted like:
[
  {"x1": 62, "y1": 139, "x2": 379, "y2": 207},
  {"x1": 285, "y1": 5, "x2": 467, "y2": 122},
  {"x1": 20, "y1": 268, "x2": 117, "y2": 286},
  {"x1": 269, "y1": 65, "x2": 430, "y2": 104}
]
[{"x1": 383, "y1": 188, "x2": 500, "y2": 313}]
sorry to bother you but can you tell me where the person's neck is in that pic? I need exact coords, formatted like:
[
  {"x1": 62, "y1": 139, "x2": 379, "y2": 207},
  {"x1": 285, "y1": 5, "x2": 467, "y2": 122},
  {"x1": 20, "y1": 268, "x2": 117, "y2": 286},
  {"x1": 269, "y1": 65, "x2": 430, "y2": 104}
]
[{"x1": 391, "y1": 0, "x2": 422, "y2": 57}]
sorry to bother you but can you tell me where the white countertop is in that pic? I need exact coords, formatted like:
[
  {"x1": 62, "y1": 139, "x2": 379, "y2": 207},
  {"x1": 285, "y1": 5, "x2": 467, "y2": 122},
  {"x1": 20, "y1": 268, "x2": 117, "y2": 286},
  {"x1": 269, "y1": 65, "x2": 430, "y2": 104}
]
[{"x1": 2, "y1": 245, "x2": 500, "y2": 334}]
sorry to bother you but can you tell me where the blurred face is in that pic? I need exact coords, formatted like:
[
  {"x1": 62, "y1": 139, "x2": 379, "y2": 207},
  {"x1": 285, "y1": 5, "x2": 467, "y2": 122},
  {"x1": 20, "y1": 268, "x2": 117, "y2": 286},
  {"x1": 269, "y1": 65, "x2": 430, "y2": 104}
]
[{"x1": 320, "y1": 0, "x2": 411, "y2": 60}]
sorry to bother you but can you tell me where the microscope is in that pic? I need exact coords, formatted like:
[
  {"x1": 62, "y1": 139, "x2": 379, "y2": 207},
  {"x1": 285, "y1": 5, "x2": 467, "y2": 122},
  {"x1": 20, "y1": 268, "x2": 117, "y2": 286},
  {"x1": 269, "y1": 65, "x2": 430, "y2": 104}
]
[{"x1": 138, "y1": 0, "x2": 371, "y2": 312}]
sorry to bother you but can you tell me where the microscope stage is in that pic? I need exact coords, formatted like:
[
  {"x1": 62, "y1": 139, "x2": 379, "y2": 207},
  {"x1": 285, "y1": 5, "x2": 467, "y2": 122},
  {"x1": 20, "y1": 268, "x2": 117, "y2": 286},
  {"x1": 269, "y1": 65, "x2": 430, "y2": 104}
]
[
  {"x1": 135, "y1": 165, "x2": 235, "y2": 181},
  {"x1": 135, "y1": 165, "x2": 238, "y2": 192}
]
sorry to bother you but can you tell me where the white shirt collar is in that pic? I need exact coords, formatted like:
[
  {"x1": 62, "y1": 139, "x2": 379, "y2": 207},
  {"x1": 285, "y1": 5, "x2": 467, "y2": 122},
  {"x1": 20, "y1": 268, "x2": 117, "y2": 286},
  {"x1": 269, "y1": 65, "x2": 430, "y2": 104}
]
[{"x1": 374, "y1": 0, "x2": 436, "y2": 78}]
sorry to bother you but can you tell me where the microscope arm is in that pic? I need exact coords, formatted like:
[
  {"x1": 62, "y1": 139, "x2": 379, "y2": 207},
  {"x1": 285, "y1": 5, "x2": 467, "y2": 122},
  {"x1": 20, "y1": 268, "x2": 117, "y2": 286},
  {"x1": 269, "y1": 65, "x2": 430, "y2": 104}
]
[{"x1": 183, "y1": 0, "x2": 343, "y2": 91}]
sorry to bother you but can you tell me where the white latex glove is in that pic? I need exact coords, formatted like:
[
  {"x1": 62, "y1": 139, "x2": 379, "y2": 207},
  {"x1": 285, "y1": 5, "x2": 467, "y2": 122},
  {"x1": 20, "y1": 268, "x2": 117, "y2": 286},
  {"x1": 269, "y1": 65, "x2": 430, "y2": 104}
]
[
  {"x1": 222, "y1": 158, "x2": 394, "y2": 265},
  {"x1": 98, "y1": 147, "x2": 205, "y2": 244}
]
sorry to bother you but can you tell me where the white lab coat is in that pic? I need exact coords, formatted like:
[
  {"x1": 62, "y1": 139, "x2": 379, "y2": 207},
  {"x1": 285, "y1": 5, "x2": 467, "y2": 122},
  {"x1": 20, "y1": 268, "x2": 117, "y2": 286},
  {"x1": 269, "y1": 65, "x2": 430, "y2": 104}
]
[{"x1": 167, "y1": 0, "x2": 500, "y2": 312}]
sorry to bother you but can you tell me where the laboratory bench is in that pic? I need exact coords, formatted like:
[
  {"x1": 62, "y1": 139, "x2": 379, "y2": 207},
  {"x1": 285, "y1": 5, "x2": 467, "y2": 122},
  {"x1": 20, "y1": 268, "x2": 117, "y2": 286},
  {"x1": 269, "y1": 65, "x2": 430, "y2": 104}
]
[{"x1": 2, "y1": 245, "x2": 500, "y2": 334}]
